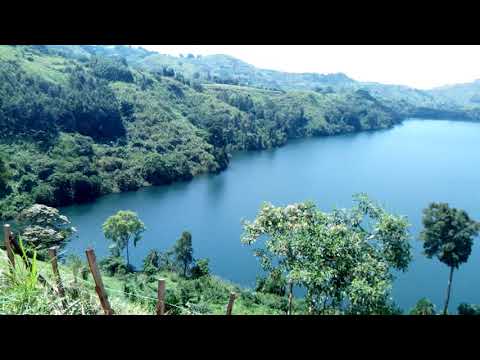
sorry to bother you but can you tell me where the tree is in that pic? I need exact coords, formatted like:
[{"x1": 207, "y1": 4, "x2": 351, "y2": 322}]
[
  {"x1": 420, "y1": 203, "x2": 479, "y2": 315},
  {"x1": 142, "y1": 153, "x2": 178, "y2": 185},
  {"x1": 16, "y1": 204, "x2": 75, "y2": 259},
  {"x1": 102, "y1": 210, "x2": 145, "y2": 268},
  {"x1": 18, "y1": 174, "x2": 38, "y2": 193},
  {"x1": 255, "y1": 269, "x2": 287, "y2": 297},
  {"x1": 173, "y1": 231, "x2": 193, "y2": 277},
  {"x1": 143, "y1": 249, "x2": 161, "y2": 275},
  {"x1": 409, "y1": 298, "x2": 436, "y2": 315},
  {"x1": 458, "y1": 303, "x2": 480, "y2": 315},
  {"x1": 0, "y1": 154, "x2": 10, "y2": 197},
  {"x1": 242, "y1": 194, "x2": 411, "y2": 315},
  {"x1": 190, "y1": 258, "x2": 210, "y2": 279}
]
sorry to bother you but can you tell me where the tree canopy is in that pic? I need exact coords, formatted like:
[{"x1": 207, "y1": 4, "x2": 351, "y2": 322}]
[
  {"x1": 173, "y1": 231, "x2": 194, "y2": 277},
  {"x1": 102, "y1": 210, "x2": 145, "y2": 268},
  {"x1": 16, "y1": 204, "x2": 75, "y2": 259},
  {"x1": 242, "y1": 194, "x2": 411, "y2": 314},
  {"x1": 420, "y1": 202, "x2": 479, "y2": 314}
]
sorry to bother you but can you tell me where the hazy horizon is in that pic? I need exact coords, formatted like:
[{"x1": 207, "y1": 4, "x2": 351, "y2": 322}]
[{"x1": 133, "y1": 45, "x2": 480, "y2": 90}]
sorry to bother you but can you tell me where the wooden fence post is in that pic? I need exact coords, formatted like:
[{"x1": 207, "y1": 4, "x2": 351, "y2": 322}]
[
  {"x1": 226, "y1": 292, "x2": 236, "y2": 315},
  {"x1": 3, "y1": 224, "x2": 15, "y2": 268},
  {"x1": 48, "y1": 246, "x2": 65, "y2": 298},
  {"x1": 156, "y1": 278, "x2": 166, "y2": 315},
  {"x1": 85, "y1": 248, "x2": 114, "y2": 315}
]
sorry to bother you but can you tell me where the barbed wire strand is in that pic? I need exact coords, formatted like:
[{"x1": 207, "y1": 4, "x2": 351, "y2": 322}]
[
  {"x1": 3, "y1": 252, "x2": 212, "y2": 315},
  {"x1": 71, "y1": 274, "x2": 204, "y2": 315}
]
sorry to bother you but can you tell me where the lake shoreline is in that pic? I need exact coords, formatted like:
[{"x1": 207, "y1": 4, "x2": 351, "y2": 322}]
[{"x1": 61, "y1": 119, "x2": 480, "y2": 313}]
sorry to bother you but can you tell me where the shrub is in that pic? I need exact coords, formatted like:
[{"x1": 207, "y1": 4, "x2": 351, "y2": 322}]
[
  {"x1": 99, "y1": 255, "x2": 132, "y2": 277},
  {"x1": 190, "y1": 258, "x2": 210, "y2": 279}
]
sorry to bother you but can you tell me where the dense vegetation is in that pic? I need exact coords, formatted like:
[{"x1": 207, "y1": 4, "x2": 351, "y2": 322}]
[
  {"x1": 420, "y1": 203, "x2": 480, "y2": 314},
  {"x1": 2, "y1": 195, "x2": 480, "y2": 315},
  {"x1": 0, "y1": 205, "x2": 302, "y2": 315},
  {"x1": 242, "y1": 194, "x2": 411, "y2": 314},
  {"x1": 0, "y1": 45, "x2": 407, "y2": 219}
]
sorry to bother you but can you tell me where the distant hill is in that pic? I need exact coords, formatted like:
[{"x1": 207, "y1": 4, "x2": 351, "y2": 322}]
[
  {"x1": 57, "y1": 45, "x2": 477, "y2": 117},
  {"x1": 428, "y1": 79, "x2": 480, "y2": 107},
  {"x1": 0, "y1": 45, "x2": 405, "y2": 219}
]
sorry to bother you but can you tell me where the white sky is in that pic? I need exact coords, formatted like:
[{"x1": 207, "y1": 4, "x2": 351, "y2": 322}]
[{"x1": 134, "y1": 45, "x2": 480, "y2": 90}]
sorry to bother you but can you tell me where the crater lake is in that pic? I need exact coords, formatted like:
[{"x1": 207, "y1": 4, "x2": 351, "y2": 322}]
[{"x1": 61, "y1": 119, "x2": 480, "y2": 313}]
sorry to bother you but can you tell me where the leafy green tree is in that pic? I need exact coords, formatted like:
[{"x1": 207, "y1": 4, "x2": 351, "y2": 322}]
[
  {"x1": 420, "y1": 203, "x2": 479, "y2": 315},
  {"x1": 16, "y1": 204, "x2": 75, "y2": 259},
  {"x1": 116, "y1": 170, "x2": 142, "y2": 192},
  {"x1": 142, "y1": 153, "x2": 178, "y2": 185},
  {"x1": 242, "y1": 194, "x2": 411, "y2": 315},
  {"x1": 409, "y1": 298, "x2": 436, "y2": 315},
  {"x1": 102, "y1": 210, "x2": 145, "y2": 268},
  {"x1": 173, "y1": 231, "x2": 194, "y2": 277}
]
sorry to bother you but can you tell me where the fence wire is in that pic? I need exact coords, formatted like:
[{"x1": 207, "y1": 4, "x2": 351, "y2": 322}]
[{"x1": 2, "y1": 241, "x2": 225, "y2": 315}]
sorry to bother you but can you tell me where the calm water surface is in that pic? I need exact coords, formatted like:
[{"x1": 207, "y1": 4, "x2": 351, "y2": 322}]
[{"x1": 62, "y1": 119, "x2": 480, "y2": 312}]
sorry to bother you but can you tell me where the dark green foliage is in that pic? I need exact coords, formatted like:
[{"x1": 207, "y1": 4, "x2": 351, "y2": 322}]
[
  {"x1": 116, "y1": 170, "x2": 142, "y2": 192},
  {"x1": 89, "y1": 56, "x2": 134, "y2": 83},
  {"x1": 421, "y1": 203, "x2": 479, "y2": 269},
  {"x1": 18, "y1": 174, "x2": 37, "y2": 193},
  {"x1": 142, "y1": 153, "x2": 182, "y2": 185},
  {"x1": 49, "y1": 173, "x2": 74, "y2": 206},
  {"x1": 71, "y1": 174, "x2": 102, "y2": 203},
  {"x1": 0, "y1": 58, "x2": 125, "y2": 143},
  {"x1": 3, "y1": 44, "x2": 478, "y2": 222},
  {"x1": 142, "y1": 249, "x2": 161, "y2": 275},
  {"x1": 63, "y1": 70, "x2": 126, "y2": 140},
  {"x1": 255, "y1": 270, "x2": 287, "y2": 296},
  {"x1": 420, "y1": 203, "x2": 480, "y2": 314},
  {"x1": 99, "y1": 255, "x2": 131, "y2": 277},
  {"x1": 0, "y1": 154, "x2": 10, "y2": 197},
  {"x1": 0, "y1": 61, "x2": 59, "y2": 143},
  {"x1": 173, "y1": 231, "x2": 194, "y2": 277},
  {"x1": 409, "y1": 298, "x2": 436, "y2": 315},
  {"x1": 32, "y1": 183, "x2": 55, "y2": 205},
  {"x1": 458, "y1": 303, "x2": 480, "y2": 315},
  {"x1": 0, "y1": 45, "x2": 407, "y2": 219},
  {"x1": 190, "y1": 258, "x2": 210, "y2": 279}
]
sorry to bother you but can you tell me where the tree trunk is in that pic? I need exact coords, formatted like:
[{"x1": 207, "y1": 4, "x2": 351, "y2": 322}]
[
  {"x1": 443, "y1": 267, "x2": 454, "y2": 315},
  {"x1": 184, "y1": 262, "x2": 187, "y2": 277},
  {"x1": 287, "y1": 281, "x2": 294, "y2": 315}
]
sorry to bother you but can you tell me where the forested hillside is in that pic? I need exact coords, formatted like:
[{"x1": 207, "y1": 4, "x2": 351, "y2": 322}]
[
  {"x1": 428, "y1": 80, "x2": 480, "y2": 107},
  {"x1": 0, "y1": 45, "x2": 407, "y2": 219},
  {"x1": 2, "y1": 45, "x2": 480, "y2": 316}
]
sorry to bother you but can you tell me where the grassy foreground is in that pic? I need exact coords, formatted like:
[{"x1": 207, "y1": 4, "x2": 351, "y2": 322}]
[{"x1": 0, "y1": 249, "x2": 291, "y2": 315}]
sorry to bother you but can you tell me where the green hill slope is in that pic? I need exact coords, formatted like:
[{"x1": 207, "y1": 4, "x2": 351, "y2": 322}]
[{"x1": 0, "y1": 45, "x2": 404, "y2": 219}]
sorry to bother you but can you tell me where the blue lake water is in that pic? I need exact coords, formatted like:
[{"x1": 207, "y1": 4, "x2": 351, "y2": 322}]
[{"x1": 61, "y1": 119, "x2": 480, "y2": 313}]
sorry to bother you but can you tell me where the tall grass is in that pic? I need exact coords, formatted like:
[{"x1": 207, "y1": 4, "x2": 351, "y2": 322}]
[
  {"x1": 0, "y1": 238, "x2": 46, "y2": 314},
  {"x1": 0, "y1": 238, "x2": 99, "y2": 315}
]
